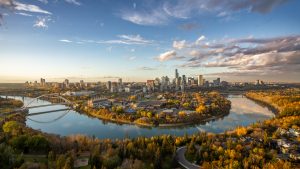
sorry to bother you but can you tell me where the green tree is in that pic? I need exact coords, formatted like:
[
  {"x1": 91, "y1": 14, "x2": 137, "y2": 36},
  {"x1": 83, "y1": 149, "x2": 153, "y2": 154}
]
[
  {"x1": 56, "y1": 154, "x2": 66, "y2": 169},
  {"x1": 2, "y1": 121, "x2": 22, "y2": 136},
  {"x1": 90, "y1": 145, "x2": 102, "y2": 169},
  {"x1": 63, "y1": 157, "x2": 74, "y2": 169}
]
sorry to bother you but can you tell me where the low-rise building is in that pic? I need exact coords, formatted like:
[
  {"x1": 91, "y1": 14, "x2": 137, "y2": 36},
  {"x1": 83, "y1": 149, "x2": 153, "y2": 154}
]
[
  {"x1": 125, "y1": 87, "x2": 131, "y2": 92},
  {"x1": 88, "y1": 98, "x2": 111, "y2": 108},
  {"x1": 134, "y1": 100, "x2": 165, "y2": 109},
  {"x1": 63, "y1": 91, "x2": 94, "y2": 96}
]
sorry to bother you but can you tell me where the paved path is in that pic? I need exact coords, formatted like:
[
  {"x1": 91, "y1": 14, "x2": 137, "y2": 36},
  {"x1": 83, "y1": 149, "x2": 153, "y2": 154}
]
[{"x1": 176, "y1": 146, "x2": 201, "y2": 169}]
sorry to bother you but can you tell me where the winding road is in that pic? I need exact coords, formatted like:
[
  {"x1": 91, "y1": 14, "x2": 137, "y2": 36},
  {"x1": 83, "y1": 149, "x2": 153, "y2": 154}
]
[{"x1": 176, "y1": 146, "x2": 201, "y2": 169}]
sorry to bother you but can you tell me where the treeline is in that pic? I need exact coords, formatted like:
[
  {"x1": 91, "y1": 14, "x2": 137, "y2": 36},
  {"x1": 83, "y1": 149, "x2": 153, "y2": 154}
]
[
  {"x1": 246, "y1": 88, "x2": 300, "y2": 117},
  {"x1": 0, "y1": 97, "x2": 23, "y2": 114}
]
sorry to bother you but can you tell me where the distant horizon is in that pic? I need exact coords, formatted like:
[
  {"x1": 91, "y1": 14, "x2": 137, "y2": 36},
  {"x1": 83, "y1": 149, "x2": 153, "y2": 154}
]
[{"x1": 0, "y1": 76, "x2": 299, "y2": 84}]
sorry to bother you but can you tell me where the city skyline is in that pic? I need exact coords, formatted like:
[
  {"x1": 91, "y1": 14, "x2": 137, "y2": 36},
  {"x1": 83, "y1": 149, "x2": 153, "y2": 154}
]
[{"x1": 1, "y1": 0, "x2": 300, "y2": 83}]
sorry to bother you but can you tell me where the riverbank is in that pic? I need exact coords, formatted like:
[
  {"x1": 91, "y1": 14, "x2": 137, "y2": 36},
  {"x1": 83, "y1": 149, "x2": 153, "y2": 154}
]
[{"x1": 244, "y1": 93, "x2": 279, "y2": 115}]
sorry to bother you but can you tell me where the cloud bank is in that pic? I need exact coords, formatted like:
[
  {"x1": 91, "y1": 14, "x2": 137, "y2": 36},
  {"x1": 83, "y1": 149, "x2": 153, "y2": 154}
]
[
  {"x1": 120, "y1": 0, "x2": 289, "y2": 25},
  {"x1": 170, "y1": 35, "x2": 300, "y2": 79}
]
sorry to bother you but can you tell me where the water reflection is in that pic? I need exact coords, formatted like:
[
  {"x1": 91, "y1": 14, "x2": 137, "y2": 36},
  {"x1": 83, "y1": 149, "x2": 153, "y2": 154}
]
[{"x1": 2, "y1": 95, "x2": 275, "y2": 139}]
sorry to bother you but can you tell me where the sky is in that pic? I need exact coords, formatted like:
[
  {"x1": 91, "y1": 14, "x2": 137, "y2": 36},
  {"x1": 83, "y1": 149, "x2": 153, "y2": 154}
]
[{"x1": 0, "y1": 0, "x2": 300, "y2": 83}]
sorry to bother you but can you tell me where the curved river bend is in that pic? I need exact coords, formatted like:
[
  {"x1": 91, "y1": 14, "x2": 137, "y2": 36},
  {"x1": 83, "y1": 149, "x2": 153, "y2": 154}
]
[{"x1": 4, "y1": 95, "x2": 274, "y2": 139}]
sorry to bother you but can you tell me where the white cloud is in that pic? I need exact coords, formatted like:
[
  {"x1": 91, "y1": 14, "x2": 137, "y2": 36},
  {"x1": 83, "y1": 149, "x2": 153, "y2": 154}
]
[
  {"x1": 172, "y1": 35, "x2": 206, "y2": 50},
  {"x1": 217, "y1": 11, "x2": 229, "y2": 17},
  {"x1": 156, "y1": 50, "x2": 177, "y2": 61},
  {"x1": 138, "y1": 66, "x2": 157, "y2": 70},
  {"x1": 118, "y1": 34, "x2": 152, "y2": 44},
  {"x1": 98, "y1": 34, "x2": 153, "y2": 45},
  {"x1": 65, "y1": 0, "x2": 81, "y2": 6},
  {"x1": 120, "y1": 8, "x2": 168, "y2": 26},
  {"x1": 173, "y1": 40, "x2": 187, "y2": 50},
  {"x1": 196, "y1": 35, "x2": 206, "y2": 44},
  {"x1": 163, "y1": 2, "x2": 190, "y2": 19},
  {"x1": 189, "y1": 50, "x2": 201, "y2": 56},
  {"x1": 33, "y1": 16, "x2": 50, "y2": 28},
  {"x1": 16, "y1": 12, "x2": 32, "y2": 16},
  {"x1": 59, "y1": 39, "x2": 72, "y2": 43},
  {"x1": 14, "y1": 1, "x2": 51, "y2": 15}
]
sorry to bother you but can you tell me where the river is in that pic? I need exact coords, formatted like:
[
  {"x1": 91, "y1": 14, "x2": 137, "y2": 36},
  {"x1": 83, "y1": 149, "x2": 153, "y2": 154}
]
[{"x1": 2, "y1": 95, "x2": 275, "y2": 139}]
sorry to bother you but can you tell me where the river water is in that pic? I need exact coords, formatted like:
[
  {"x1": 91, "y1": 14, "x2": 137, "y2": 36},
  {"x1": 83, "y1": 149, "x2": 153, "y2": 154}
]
[{"x1": 2, "y1": 95, "x2": 275, "y2": 139}]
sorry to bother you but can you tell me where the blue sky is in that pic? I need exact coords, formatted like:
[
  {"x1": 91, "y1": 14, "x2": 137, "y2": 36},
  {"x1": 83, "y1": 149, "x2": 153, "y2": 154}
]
[{"x1": 0, "y1": 0, "x2": 300, "y2": 83}]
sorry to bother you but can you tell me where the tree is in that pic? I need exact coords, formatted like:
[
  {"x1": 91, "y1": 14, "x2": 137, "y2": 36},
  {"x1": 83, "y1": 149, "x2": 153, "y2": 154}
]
[
  {"x1": 63, "y1": 157, "x2": 74, "y2": 169},
  {"x1": 236, "y1": 127, "x2": 247, "y2": 137},
  {"x1": 26, "y1": 135, "x2": 49, "y2": 153},
  {"x1": 56, "y1": 155, "x2": 66, "y2": 169},
  {"x1": 154, "y1": 148, "x2": 161, "y2": 168},
  {"x1": 147, "y1": 112, "x2": 153, "y2": 118},
  {"x1": 2, "y1": 121, "x2": 22, "y2": 136},
  {"x1": 196, "y1": 104, "x2": 206, "y2": 114},
  {"x1": 0, "y1": 144, "x2": 20, "y2": 169},
  {"x1": 128, "y1": 95, "x2": 137, "y2": 102},
  {"x1": 10, "y1": 135, "x2": 29, "y2": 152},
  {"x1": 118, "y1": 158, "x2": 145, "y2": 169},
  {"x1": 48, "y1": 151, "x2": 55, "y2": 161},
  {"x1": 90, "y1": 145, "x2": 102, "y2": 169},
  {"x1": 182, "y1": 102, "x2": 190, "y2": 109},
  {"x1": 116, "y1": 106, "x2": 124, "y2": 114}
]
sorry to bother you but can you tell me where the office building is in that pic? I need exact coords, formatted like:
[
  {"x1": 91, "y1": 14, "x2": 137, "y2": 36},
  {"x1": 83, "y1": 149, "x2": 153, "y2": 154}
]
[
  {"x1": 40, "y1": 78, "x2": 46, "y2": 87},
  {"x1": 80, "y1": 80, "x2": 85, "y2": 88},
  {"x1": 175, "y1": 69, "x2": 179, "y2": 79},
  {"x1": 106, "y1": 81, "x2": 112, "y2": 90},
  {"x1": 64, "y1": 79, "x2": 69, "y2": 88},
  {"x1": 198, "y1": 75, "x2": 203, "y2": 86}
]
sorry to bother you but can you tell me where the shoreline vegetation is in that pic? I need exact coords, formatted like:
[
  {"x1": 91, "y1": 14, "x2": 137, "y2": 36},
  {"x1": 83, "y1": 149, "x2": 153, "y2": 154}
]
[
  {"x1": 76, "y1": 91, "x2": 231, "y2": 127},
  {"x1": 80, "y1": 108, "x2": 230, "y2": 128},
  {"x1": 245, "y1": 94, "x2": 279, "y2": 115},
  {"x1": 0, "y1": 88, "x2": 299, "y2": 169},
  {"x1": 0, "y1": 97, "x2": 23, "y2": 114}
]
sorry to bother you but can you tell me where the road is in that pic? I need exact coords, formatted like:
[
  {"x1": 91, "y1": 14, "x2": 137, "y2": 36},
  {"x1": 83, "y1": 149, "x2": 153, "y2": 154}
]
[{"x1": 176, "y1": 146, "x2": 201, "y2": 169}]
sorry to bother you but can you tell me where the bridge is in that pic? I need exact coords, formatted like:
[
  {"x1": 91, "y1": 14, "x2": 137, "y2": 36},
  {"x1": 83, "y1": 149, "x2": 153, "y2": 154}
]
[
  {"x1": 25, "y1": 103, "x2": 71, "y2": 109},
  {"x1": 0, "y1": 93, "x2": 76, "y2": 122}
]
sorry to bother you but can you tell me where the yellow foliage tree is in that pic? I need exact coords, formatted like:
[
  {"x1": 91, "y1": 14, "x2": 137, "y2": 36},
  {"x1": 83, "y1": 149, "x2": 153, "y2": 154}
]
[
  {"x1": 236, "y1": 126, "x2": 247, "y2": 136},
  {"x1": 178, "y1": 111, "x2": 187, "y2": 117},
  {"x1": 196, "y1": 104, "x2": 206, "y2": 114}
]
